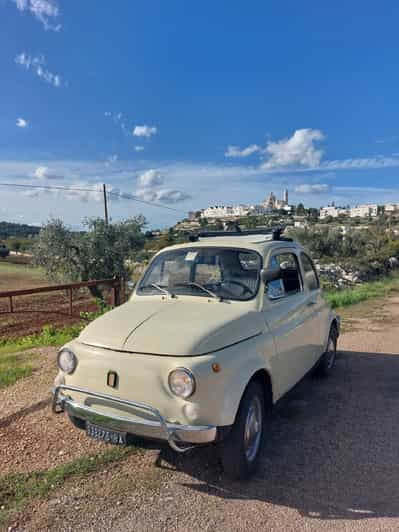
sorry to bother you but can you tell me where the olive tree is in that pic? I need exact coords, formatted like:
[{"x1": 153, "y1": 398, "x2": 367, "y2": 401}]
[{"x1": 34, "y1": 216, "x2": 146, "y2": 298}]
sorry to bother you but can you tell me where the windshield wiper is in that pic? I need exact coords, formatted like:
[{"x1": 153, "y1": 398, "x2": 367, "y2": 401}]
[
  {"x1": 173, "y1": 282, "x2": 221, "y2": 300},
  {"x1": 141, "y1": 283, "x2": 174, "y2": 297}
]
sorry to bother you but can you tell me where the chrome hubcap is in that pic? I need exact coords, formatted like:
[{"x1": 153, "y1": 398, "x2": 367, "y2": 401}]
[
  {"x1": 244, "y1": 396, "x2": 262, "y2": 462},
  {"x1": 326, "y1": 337, "x2": 336, "y2": 369}
]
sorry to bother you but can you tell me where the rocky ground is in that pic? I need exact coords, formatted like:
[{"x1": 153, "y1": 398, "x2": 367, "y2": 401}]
[{"x1": 2, "y1": 296, "x2": 399, "y2": 531}]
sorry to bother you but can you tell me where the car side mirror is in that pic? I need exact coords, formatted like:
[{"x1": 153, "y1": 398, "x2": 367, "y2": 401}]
[{"x1": 260, "y1": 267, "x2": 281, "y2": 284}]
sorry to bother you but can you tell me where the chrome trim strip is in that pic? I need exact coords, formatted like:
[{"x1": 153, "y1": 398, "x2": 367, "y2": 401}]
[
  {"x1": 80, "y1": 331, "x2": 263, "y2": 357},
  {"x1": 52, "y1": 385, "x2": 216, "y2": 452}
]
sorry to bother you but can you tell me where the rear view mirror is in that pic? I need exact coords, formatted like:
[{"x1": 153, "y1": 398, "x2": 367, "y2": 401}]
[{"x1": 260, "y1": 267, "x2": 281, "y2": 284}]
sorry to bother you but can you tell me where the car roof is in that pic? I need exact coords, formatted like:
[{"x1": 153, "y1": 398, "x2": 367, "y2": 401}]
[{"x1": 160, "y1": 234, "x2": 304, "y2": 257}]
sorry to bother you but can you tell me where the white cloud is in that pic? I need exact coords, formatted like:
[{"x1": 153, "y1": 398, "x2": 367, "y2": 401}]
[
  {"x1": 12, "y1": 0, "x2": 61, "y2": 31},
  {"x1": 321, "y1": 156, "x2": 399, "y2": 170},
  {"x1": 34, "y1": 166, "x2": 62, "y2": 180},
  {"x1": 15, "y1": 53, "x2": 63, "y2": 87},
  {"x1": 105, "y1": 154, "x2": 118, "y2": 165},
  {"x1": 16, "y1": 117, "x2": 28, "y2": 128},
  {"x1": 132, "y1": 125, "x2": 157, "y2": 138},
  {"x1": 137, "y1": 169, "x2": 163, "y2": 188},
  {"x1": 65, "y1": 183, "x2": 104, "y2": 203},
  {"x1": 295, "y1": 183, "x2": 330, "y2": 194},
  {"x1": 225, "y1": 144, "x2": 261, "y2": 158},
  {"x1": 135, "y1": 187, "x2": 190, "y2": 204},
  {"x1": 262, "y1": 128, "x2": 325, "y2": 169},
  {"x1": 154, "y1": 189, "x2": 191, "y2": 203},
  {"x1": 23, "y1": 189, "x2": 40, "y2": 198},
  {"x1": 221, "y1": 128, "x2": 399, "y2": 173},
  {"x1": 134, "y1": 146, "x2": 145, "y2": 152},
  {"x1": 135, "y1": 168, "x2": 190, "y2": 204}
]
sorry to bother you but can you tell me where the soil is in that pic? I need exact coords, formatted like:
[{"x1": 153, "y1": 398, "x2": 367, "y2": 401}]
[
  {"x1": 0, "y1": 262, "x2": 121, "y2": 339},
  {"x1": 0, "y1": 292, "x2": 101, "y2": 339}
]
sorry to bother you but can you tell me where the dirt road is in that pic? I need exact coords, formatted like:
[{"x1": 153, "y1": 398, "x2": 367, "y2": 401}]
[{"x1": 4, "y1": 295, "x2": 399, "y2": 531}]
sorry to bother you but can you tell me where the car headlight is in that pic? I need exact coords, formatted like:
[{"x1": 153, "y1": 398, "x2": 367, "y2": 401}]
[
  {"x1": 168, "y1": 368, "x2": 196, "y2": 398},
  {"x1": 57, "y1": 348, "x2": 77, "y2": 374}
]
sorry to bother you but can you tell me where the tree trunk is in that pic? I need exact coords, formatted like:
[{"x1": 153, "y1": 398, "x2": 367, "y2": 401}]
[{"x1": 89, "y1": 284, "x2": 104, "y2": 301}]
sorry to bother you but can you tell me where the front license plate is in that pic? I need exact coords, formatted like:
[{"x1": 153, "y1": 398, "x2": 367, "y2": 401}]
[{"x1": 86, "y1": 422, "x2": 127, "y2": 445}]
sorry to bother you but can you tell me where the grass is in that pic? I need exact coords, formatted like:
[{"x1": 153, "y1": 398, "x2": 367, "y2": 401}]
[
  {"x1": 0, "y1": 304, "x2": 109, "y2": 388},
  {"x1": 0, "y1": 447, "x2": 135, "y2": 528},
  {"x1": 0, "y1": 324, "x2": 84, "y2": 389},
  {"x1": 0, "y1": 324, "x2": 84, "y2": 356},
  {"x1": 0, "y1": 351, "x2": 37, "y2": 390},
  {"x1": 325, "y1": 274, "x2": 399, "y2": 309},
  {"x1": 0, "y1": 261, "x2": 48, "y2": 293},
  {"x1": 0, "y1": 261, "x2": 45, "y2": 279}
]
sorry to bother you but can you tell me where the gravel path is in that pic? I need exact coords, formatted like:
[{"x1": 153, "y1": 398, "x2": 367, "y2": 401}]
[
  {"x1": 0, "y1": 347, "x2": 112, "y2": 475},
  {"x1": 4, "y1": 295, "x2": 399, "y2": 531}
]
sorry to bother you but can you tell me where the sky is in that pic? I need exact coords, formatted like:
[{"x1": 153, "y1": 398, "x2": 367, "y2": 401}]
[{"x1": 2, "y1": 0, "x2": 399, "y2": 228}]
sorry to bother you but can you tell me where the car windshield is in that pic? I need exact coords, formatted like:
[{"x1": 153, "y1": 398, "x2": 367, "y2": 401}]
[{"x1": 137, "y1": 247, "x2": 262, "y2": 301}]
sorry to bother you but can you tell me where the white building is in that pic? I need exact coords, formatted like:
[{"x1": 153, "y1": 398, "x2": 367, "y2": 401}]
[
  {"x1": 201, "y1": 204, "x2": 250, "y2": 219},
  {"x1": 349, "y1": 204, "x2": 378, "y2": 218},
  {"x1": 283, "y1": 188, "x2": 289, "y2": 204},
  {"x1": 385, "y1": 203, "x2": 399, "y2": 213},
  {"x1": 262, "y1": 190, "x2": 289, "y2": 211},
  {"x1": 201, "y1": 189, "x2": 290, "y2": 219},
  {"x1": 319, "y1": 206, "x2": 349, "y2": 219}
]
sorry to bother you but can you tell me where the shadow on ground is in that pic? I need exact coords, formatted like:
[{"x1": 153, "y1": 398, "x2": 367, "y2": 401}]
[{"x1": 152, "y1": 350, "x2": 399, "y2": 521}]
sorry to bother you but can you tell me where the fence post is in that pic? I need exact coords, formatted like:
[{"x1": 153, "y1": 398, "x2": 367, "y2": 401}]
[
  {"x1": 112, "y1": 278, "x2": 121, "y2": 307},
  {"x1": 69, "y1": 287, "x2": 73, "y2": 316}
]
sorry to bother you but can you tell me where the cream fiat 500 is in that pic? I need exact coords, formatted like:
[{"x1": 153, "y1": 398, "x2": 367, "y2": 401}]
[{"x1": 53, "y1": 228, "x2": 339, "y2": 479}]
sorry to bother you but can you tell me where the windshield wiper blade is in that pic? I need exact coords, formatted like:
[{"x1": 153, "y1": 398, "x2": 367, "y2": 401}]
[
  {"x1": 141, "y1": 283, "x2": 174, "y2": 297},
  {"x1": 173, "y1": 282, "x2": 221, "y2": 300}
]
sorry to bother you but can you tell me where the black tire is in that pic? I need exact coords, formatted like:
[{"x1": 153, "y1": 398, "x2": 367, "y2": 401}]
[
  {"x1": 220, "y1": 380, "x2": 269, "y2": 480},
  {"x1": 68, "y1": 414, "x2": 86, "y2": 430},
  {"x1": 314, "y1": 326, "x2": 338, "y2": 378}
]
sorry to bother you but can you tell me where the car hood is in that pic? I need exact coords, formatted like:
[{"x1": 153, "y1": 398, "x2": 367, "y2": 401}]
[{"x1": 78, "y1": 298, "x2": 264, "y2": 356}]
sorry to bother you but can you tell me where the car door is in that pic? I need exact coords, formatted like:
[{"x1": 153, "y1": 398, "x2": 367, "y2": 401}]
[
  {"x1": 262, "y1": 249, "x2": 317, "y2": 398},
  {"x1": 299, "y1": 251, "x2": 329, "y2": 359}
]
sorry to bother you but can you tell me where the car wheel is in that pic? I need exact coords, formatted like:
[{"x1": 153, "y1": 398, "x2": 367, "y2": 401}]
[
  {"x1": 314, "y1": 326, "x2": 338, "y2": 378},
  {"x1": 220, "y1": 380, "x2": 269, "y2": 480},
  {"x1": 68, "y1": 414, "x2": 86, "y2": 430}
]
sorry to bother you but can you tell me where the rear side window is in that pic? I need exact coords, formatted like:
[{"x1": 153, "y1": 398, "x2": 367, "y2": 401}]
[
  {"x1": 300, "y1": 253, "x2": 319, "y2": 291},
  {"x1": 267, "y1": 252, "x2": 303, "y2": 299}
]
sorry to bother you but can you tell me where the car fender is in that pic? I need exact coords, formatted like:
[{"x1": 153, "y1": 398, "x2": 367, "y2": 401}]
[{"x1": 207, "y1": 331, "x2": 275, "y2": 427}]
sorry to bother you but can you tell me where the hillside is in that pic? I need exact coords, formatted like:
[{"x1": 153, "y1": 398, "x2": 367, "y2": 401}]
[{"x1": 0, "y1": 221, "x2": 41, "y2": 239}]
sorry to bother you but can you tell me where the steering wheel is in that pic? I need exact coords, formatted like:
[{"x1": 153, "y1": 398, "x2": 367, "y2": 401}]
[{"x1": 221, "y1": 279, "x2": 253, "y2": 295}]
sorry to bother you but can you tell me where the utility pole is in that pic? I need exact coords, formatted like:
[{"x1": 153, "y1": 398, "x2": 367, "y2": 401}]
[{"x1": 103, "y1": 183, "x2": 109, "y2": 225}]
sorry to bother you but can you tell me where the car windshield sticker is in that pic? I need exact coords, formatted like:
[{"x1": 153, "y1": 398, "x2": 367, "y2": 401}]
[{"x1": 185, "y1": 251, "x2": 198, "y2": 261}]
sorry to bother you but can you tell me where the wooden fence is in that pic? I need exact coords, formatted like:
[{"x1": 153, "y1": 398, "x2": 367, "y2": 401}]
[{"x1": 0, "y1": 278, "x2": 124, "y2": 316}]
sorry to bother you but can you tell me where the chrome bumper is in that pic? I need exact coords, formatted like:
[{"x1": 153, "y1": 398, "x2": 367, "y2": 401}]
[{"x1": 52, "y1": 385, "x2": 217, "y2": 453}]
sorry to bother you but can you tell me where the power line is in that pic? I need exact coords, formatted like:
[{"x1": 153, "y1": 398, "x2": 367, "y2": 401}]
[{"x1": 0, "y1": 182, "x2": 187, "y2": 214}]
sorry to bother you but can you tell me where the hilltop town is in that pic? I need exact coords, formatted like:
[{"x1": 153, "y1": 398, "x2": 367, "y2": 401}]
[{"x1": 173, "y1": 190, "x2": 399, "y2": 233}]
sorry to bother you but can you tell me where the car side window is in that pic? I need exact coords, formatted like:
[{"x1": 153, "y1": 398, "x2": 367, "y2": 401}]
[
  {"x1": 300, "y1": 252, "x2": 319, "y2": 291},
  {"x1": 267, "y1": 252, "x2": 303, "y2": 299}
]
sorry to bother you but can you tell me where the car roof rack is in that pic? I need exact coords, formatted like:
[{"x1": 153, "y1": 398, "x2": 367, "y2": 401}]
[{"x1": 189, "y1": 226, "x2": 293, "y2": 242}]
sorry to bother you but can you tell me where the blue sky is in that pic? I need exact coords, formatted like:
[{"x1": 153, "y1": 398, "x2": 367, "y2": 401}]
[{"x1": 2, "y1": 0, "x2": 399, "y2": 228}]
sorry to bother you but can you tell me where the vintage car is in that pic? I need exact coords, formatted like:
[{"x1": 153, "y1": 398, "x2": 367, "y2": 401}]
[{"x1": 53, "y1": 228, "x2": 339, "y2": 479}]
